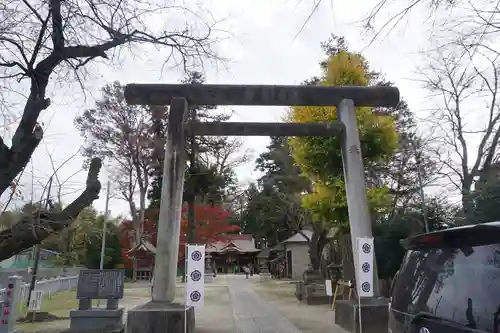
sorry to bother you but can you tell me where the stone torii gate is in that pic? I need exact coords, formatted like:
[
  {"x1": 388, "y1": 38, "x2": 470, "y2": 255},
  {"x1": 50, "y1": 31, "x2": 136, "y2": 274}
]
[{"x1": 124, "y1": 84, "x2": 399, "y2": 333}]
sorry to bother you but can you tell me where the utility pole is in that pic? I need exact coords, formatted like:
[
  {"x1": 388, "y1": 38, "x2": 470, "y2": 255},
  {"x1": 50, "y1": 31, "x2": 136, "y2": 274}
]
[
  {"x1": 184, "y1": 108, "x2": 197, "y2": 284},
  {"x1": 99, "y1": 181, "x2": 111, "y2": 271},
  {"x1": 27, "y1": 176, "x2": 53, "y2": 309},
  {"x1": 98, "y1": 181, "x2": 111, "y2": 307},
  {"x1": 186, "y1": 107, "x2": 197, "y2": 244}
]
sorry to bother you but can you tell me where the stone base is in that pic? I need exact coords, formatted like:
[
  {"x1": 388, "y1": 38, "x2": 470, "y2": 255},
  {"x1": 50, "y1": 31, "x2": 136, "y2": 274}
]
[
  {"x1": 334, "y1": 298, "x2": 389, "y2": 333},
  {"x1": 295, "y1": 281, "x2": 330, "y2": 305},
  {"x1": 204, "y1": 272, "x2": 213, "y2": 283},
  {"x1": 295, "y1": 281, "x2": 304, "y2": 300},
  {"x1": 259, "y1": 272, "x2": 271, "y2": 281},
  {"x1": 63, "y1": 329, "x2": 122, "y2": 333},
  {"x1": 21, "y1": 311, "x2": 58, "y2": 322},
  {"x1": 69, "y1": 308, "x2": 124, "y2": 333},
  {"x1": 126, "y1": 301, "x2": 195, "y2": 333}
]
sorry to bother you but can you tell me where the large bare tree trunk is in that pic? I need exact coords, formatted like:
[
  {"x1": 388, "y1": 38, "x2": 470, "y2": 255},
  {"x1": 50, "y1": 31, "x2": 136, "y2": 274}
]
[
  {"x1": 309, "y1": 229, "x2": 328, "y2": 272},
  {"x1": 0, "y1": 158, "x2": 102, "y2": 261}
]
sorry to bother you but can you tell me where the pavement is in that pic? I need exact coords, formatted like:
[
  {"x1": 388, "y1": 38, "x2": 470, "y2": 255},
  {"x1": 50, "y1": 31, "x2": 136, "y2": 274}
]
[
  {"x1": 227, "y1": 275, "x2": 302, "y2": 333},
  {"x1": 117, "y1": 275, "x2": 349, "y2": 333},
  {"x1": 197, "y1": 274, "x2": 348, "y2": 333},
  {"x1": 249, "y1": 278, "x2": 348, "y2": 333},
  {"x1": 19, "y1": 275, "x2": 348, "y2": 333}
]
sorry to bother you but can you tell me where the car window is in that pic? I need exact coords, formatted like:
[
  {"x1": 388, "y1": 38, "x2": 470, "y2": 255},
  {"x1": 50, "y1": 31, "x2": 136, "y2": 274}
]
[{"x1": 391, "y1": 244, "x2": 500, "y2": 332}]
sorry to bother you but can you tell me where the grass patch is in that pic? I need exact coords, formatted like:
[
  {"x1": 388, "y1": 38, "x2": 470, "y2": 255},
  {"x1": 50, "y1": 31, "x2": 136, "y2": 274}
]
[
  {"x1": 33, "y1": 291, "x2": 78, "y2": 318},
  {"x1": 17, "y1": 291, "x2": 78, "y2": 333},
  {"x1": 15, "y1": 290, "x2": 78, "y2": 320},
  {"x1": 16, "y1": 320, "x2": 69, "y2": 333},
  {"x1": 254, "y1": 280, "x2": 297, "y2": 298}
]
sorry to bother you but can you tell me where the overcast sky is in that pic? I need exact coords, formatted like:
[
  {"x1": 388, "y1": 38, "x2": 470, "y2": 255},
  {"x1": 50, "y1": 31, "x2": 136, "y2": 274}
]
[{"x1": 2, "y1": 0, "x2": 438, "y2": 218}]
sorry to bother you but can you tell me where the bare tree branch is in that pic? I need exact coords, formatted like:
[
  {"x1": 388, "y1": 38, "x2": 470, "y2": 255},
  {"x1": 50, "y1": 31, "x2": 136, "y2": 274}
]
[
  {"x1": 45, "y1": 146, "x2": 82, "y2": 205},
  {"x1": 0, "y1": 0, "x2": 222, "y2": 196},
  {"x1": 0, "y1": 157, "x2": 101, "y2": 261},
  {"x1": 0, "y1": 0, "x2": 222, "y2": 257},
  {"x1": 420, "y1": 41, "x2": 500, "y2": 217}
]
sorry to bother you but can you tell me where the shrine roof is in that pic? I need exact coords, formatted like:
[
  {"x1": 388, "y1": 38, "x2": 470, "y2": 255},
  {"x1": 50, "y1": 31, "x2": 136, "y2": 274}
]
[
  {"x1": 282, "y1": 230, "x2": 313, "y2": 243},
  {"x1": 126, "y1": 239, "x2": 157, "y2": 255},
  {"x1": 206, "y1": 235, "x2": 260, "y2": 254}
]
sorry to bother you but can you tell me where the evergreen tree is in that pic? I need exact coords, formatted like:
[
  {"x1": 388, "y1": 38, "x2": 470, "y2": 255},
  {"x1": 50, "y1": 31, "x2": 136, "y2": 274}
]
[
  {"x1": 148, "y1": 71, "x2": 245, "y2": 249},
  {"x1": 239, "y1": 137, "x2": 311, "y2": 247},
  {"x1": 148, "y1": 71, "x2": 233, "y2": 210}
]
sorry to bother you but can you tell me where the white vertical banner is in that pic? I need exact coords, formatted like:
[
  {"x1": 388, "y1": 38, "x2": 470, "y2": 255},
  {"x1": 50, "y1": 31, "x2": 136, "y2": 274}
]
[
  {"x1": 185, "y1": 244, "x2": 205, "y2": 308},
  {"x1": 357, "y1": 237, "x2": 374, "y2": 298}
]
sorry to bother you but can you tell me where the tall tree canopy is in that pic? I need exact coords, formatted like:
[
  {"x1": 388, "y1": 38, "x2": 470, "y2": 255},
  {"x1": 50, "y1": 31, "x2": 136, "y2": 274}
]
[
  {"x1": 289, "y1": 39, "x2": 399, "y2": 232},
  {"x1": 240, "y1": 36, "x2": 434, "y2": 275},
  {"x1": 75, "y1": 81, "x2": 161, "y2": 245},
  {"x1": 147, "y1": 71, "x2": 249, "y2": 250},
  {"x1": 239, "y1": 136, "x2": 311, "y2": 247},
  {"x1": 0, "y1": 0, "x2": 220, "y2": 259},
  {"x1": 148, "y1": 71, "x2": 244, "y2": 210},
  {"x1": 42, "y1": 206, "x2": 123, "y2": 268}
]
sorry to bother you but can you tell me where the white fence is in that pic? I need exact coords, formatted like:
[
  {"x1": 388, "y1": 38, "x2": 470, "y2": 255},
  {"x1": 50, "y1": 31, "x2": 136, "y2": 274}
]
[{"x1": 0, "y1": 275, "x2": 78, "y2": 319}]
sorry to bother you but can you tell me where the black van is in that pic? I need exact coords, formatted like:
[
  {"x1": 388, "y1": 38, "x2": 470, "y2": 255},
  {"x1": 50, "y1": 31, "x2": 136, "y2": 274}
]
[{"x1": 389, "y1": 222, "x2": 500, "y2": 333}]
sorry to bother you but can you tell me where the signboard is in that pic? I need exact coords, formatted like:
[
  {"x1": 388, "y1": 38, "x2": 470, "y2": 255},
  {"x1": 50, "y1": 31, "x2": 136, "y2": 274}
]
[
  {"x1": 77, "y1": 269, "x2": 125, "y2": 299},
  {"x1": 28, "y1": 291, "x2": 43, "y2": 311},
  {"x1": 185, "y1": 244, "x2": 205, "y2": 308},
  {"x1": 325, "y1": 280, "x2": 333, "y2": 296},
  {"x1": 356, "y1": 237, "x2": 374, "y2": 298}
]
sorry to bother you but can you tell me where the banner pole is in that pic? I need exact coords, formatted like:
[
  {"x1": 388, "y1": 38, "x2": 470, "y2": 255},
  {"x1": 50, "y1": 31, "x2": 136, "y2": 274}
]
[
  {"x1": 355, "y1": 236, "x2": 374, "y2": 333},
  {"x1": 358, "y1": 294, "x2": 362, "y2": 333},
  {"x1": 184, "y1": 243, "x2": 188, "y2": 333}
]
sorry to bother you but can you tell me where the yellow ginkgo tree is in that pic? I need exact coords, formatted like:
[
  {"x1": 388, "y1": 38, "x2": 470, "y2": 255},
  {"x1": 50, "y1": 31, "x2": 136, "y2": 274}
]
[{"x1": 288, "y1": 46, "x2": 398, "y2": 274}]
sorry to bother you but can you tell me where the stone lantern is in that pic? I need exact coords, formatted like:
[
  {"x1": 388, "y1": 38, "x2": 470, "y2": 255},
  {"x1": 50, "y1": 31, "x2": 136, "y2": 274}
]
[
  {"x1": 257, "y1": 249, "x2": 271, "y2": 280},
  {"x1": 204, "y1": 252, "x2": 213, "y2": 283}
]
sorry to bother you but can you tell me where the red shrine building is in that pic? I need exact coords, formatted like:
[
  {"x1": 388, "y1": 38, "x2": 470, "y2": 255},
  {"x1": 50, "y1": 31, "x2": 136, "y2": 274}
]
[
  {"x1": 123, "y1": 233, "x2": 261, "y2": 279},
  {"x1": 206, "y1": 235, "x2": 261, "y2": 273},
  {"x1": 125, "y1": 237, "x2": 157, "y2": 280}
]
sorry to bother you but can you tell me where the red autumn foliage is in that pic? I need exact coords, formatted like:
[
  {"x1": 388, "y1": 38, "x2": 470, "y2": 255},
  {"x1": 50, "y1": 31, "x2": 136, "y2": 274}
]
[
  {"x1": 118, "y1": 216, "x2": 158, "y2": 269},
  {"x1": 178, "y1": 204, "x2": 240, "y2": 260},
  {"x1": 118, "y1": 204, "x2": 239, "y2": 267}
]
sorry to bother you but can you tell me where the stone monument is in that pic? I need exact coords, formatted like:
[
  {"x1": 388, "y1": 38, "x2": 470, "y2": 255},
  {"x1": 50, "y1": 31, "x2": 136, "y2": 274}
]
[{"x1": 69, "y1": 269, "x2": 125, "y2": 333}]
